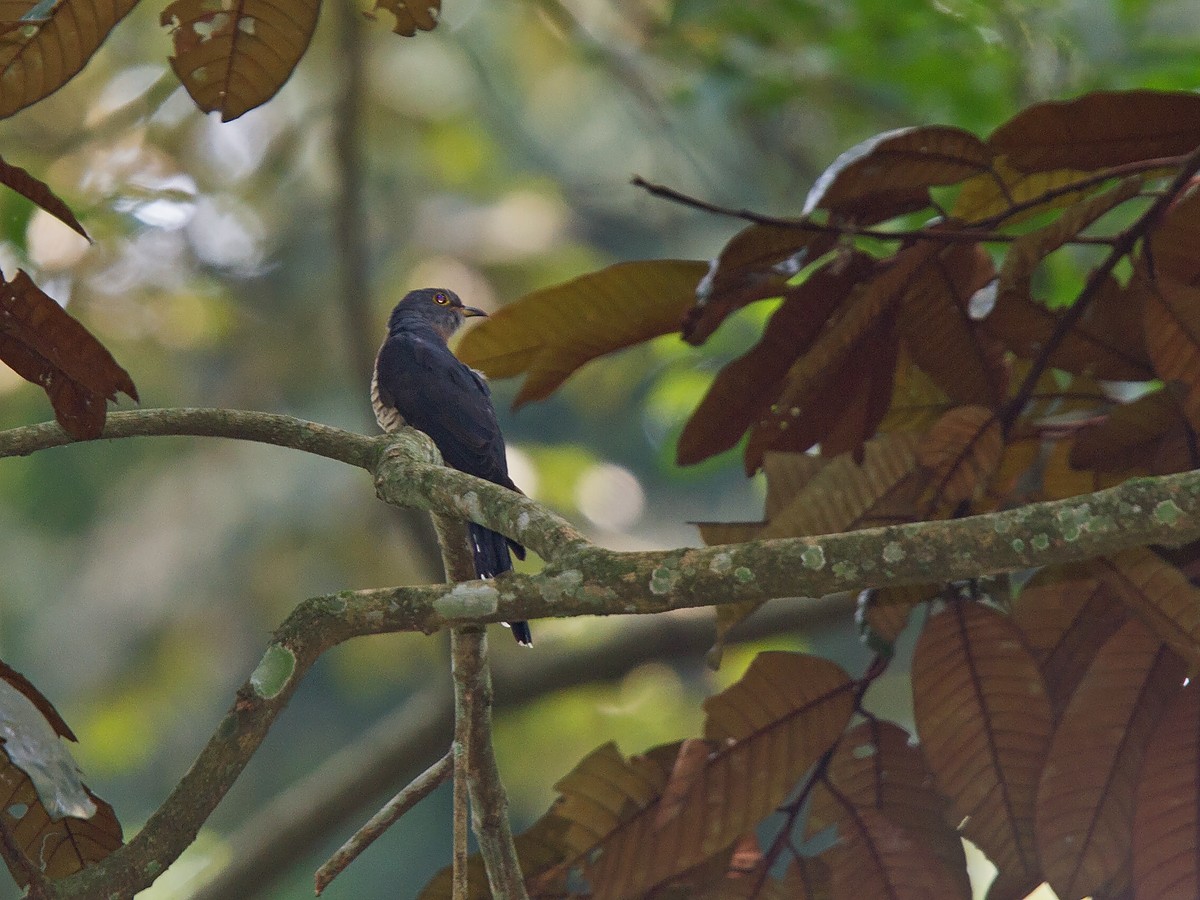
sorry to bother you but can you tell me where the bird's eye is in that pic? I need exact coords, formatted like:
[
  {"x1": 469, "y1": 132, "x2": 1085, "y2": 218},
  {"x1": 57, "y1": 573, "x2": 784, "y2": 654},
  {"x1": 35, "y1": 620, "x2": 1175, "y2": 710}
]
[{"x1": 433, "y1": 292, "x2": 450, "y2": 305}]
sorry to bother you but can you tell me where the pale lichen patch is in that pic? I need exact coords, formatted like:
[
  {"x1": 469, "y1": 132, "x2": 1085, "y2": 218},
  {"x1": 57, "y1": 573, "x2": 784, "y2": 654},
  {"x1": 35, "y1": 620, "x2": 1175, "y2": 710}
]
[
  {"x1": 802, "y1": 546, "x2": 826, "y2": 570},
  {"x1": 456, "y1": 491, "x2": 484, "y2": 522},
  {"x1": 734, "y1": 566, "x2": 755, "y2": 583},
  {"x1": 832, "y1": 560, "x2": 857, "y2": 580},
  {"x1": 650, "y1": 566, "x2": 681, "y2": 595},
  {"x1": 517, "y1": 511, "x2": 531, "y2": 533},
  {"x1": 710, "y1": 551, "x2": 734, "y2": 574},
  {"x1": 882, "y1": 541, "x2": 905, "y2": 563},
  {"x1": 434, "y1": 581, "x2": 500, "y2": 619},
  {"x1": 1031, "y1": 533, "x2": 1050, "y2": 551},
  {"x1": 1155, "y1": 499, "x2": 1183, "y2": 526},
  {"x1": 1012, "y1": 538, "x2": 1025, "y2": 552},
  {"x1": 539, "y1": 570, "x2": 584, "y2": 601},
  {"x1": 250, "y1": 644, "x2": 296, "y2": 699}
]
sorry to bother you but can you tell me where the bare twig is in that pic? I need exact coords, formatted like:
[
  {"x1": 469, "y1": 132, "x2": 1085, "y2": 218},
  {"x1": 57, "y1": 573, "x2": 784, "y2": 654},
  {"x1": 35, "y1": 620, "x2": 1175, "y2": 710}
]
[
  {"x1": 452, "y1": 627, "x2": 528, "y2": 899},
  {"x1": 314, "y1": 752, "x2": 453, "y2": 895}
]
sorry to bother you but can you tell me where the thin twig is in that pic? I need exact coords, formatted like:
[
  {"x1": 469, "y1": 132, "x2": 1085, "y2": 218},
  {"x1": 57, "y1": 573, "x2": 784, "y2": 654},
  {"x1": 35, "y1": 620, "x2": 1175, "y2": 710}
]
[
  {"x1": 452, "y1": 680, "x2": 470, "y2": 900},
  {"x1": 314, "y1": 752, "x2": 453, "y2": 894}
]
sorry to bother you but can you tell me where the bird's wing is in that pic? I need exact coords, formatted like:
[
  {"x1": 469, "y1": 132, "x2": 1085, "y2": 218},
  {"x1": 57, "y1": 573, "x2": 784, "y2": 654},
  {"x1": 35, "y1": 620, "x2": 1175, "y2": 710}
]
[{"x1": 375, "y1": 332, "x2": 518, "y2": 491}]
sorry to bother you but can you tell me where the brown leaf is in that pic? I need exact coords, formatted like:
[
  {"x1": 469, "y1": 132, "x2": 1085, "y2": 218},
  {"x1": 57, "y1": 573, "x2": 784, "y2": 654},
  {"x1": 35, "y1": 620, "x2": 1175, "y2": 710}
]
[
  {"x1": 677, "y1": 252, "x2": 876, "y2": 465},
  {"x1": 912, "y1": 601, "x2": 1051, "y2": 895},
  {"x1": 1146, "y1": 189, "x2": 1200, "y2": 285},
  {"x1": 684, "y1": 226, "x2": 836, "y2": 344},
  {"x1": 1143, "y1": 277, "x2": 1200, "y2": 429},
  {"x1": 858, "y1": 584, "x2": 935, "y2": 646},
  {"x1": 0, "y1": 270, "x2": 137, "y2": 439},
  {"x1": 916, "y1": 405, "x2": 1004, "y2": 507},
  {"x1": 370, "y1": 0, "x2": 439, "y2": 36},
  {"x1": 161, "y1": 0, "x2": 321, "y2": 121},
  {"x1": 804, "y1": 125, "x2": 993, "y2": 224},
  {"x1": 982, "y1": 274, "x2": 1153, "y2": 381},
  {"x1": 0, "y1": 156, "x2": 87, "y2": 239},
  {"x1": 877, "y1": 352, "x2": 953, "y2": 433},
  {"x1": 0, "y1": 0, "x2": 140, "y2": 118},
  {"x1": 1099, "y1": 548, "x2": 1200, "y2": 669},
  {"x1": 1069, "y1": 386, "x2": 1194, "y2": 477},
  {"x1": 1132, "y1": 682, "x2": 1200, "y2": 900},
  {"x1": 815, "y1": 720, "x2": 972, "y2": 898},
  {"x1": 988, "y1": 89, "x2": 1200, "y2": 172},
  {"x1": 1035, "y1": 619, "x2": 1184, "y2": 900},
  {"x1": 586, "y1": 653, "x2": 856, "y2": 899},
  {"x1": 457, "y1": 260, "x2": 708, "y2": 408},
  {"x1": 898, "y1": 243, "x2": 1005, "y2": 408},
  {"x1": 953, "y1": 160, "x2": 1096, "y2": 225},
  {"x1": 0, "y1": 663, "x2": 123, "y2": 886},
  {"x1": 1010, "y1": 564, "x2": 1128, "y2": 720}
]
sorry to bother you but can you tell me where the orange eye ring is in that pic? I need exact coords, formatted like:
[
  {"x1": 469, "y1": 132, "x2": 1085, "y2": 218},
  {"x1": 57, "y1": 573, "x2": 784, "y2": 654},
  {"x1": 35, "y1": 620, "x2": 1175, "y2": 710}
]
[{"x1": 433, "y1": 291, "x2": 450, "y2": 305}]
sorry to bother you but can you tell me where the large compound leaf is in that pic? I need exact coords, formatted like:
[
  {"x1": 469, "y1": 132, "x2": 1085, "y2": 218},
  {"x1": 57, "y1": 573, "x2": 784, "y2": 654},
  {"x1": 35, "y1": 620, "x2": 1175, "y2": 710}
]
[
  {"x1": 0, "y1": 270, "x2": 137, "y2": 438},
  {"x1": 587, "y1": 652, "x2": 855, "y2": 899},
  {"x1": 1036, "y1": 619, "x2": 1184, "y2": 900},
  {"x1": 457, "y1": 260, "x2": 708, "y2": 408},
  {"x1": 803, "y1": 125, "x2": 993, "y2": 224},
  {"x1": 812, "y1": 720, "x2": 971, "y2": 898},
  {"x1": 161, "y1": 0, "x2": 321, "y2": 121},
  {"x1": 1010, "y1": 564, "x2": 1128, "y2": 720},
  {"x1": 912, "y1": 601, "x2": 1051, "y2": 895},
  {"x1": 1099, "y1": 547, "x2": 1200, "y2": 669},
  {"x1": 0, "y1": 0, "x2": 140, "y2": 118},
  {"x1": 1133, "y1": 682, "x2": 1200, "y2": 900},
  {"x1": 988, "y1": 89, "x2": 1200, "y2": 172}
]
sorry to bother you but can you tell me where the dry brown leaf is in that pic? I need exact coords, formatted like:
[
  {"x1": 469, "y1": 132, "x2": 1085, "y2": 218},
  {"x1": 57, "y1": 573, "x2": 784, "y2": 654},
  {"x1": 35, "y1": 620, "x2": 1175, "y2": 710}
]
[
  {"x1": 1069, "y1": 386, "x2": 1193, "y2": 477},
  {"x1": 1143, "y1": 277, "x2": 1200, "y2": 430},
  {"x1": 1132, "y1": 682, "x2": 1200, "y2": 900},
  {"x1": 878, "y1": 352, "x2": 954, "y2": 433},
  {"x1": 1146, "y1": 189, "x2": 1200, "y2": 285},
  {"x1": 161, "y1": 0, "x2": 321, "y2": 121},
  {"x1": 683, "y1": 225, "x2": 836, "y2": 344},
  {"x1": 988, "y1": 89, "x2": 1200, "y2": 172},
  {"x1": 912, "y1": 601, "x2": 1051, "y2": 895},
  {"x1": 0, "y1": 155, "x2": 87, "y2": 238},
  {"x1": 677, "y1": 253, "x2": 875, "y2": 466},
  {"x1": 953, "y1": 160, "x2": 1095, "y2": 225},
  {"x1": 586, "y1": 653, "x2": 855, "y2": 899},
  {"x1": 813, "y1": 719, "x2": 972, "y2": 898},
  {"x1": 0, "y1": 0, "x2": 140, "y2": 119},
  {"x1": 858, "y1": 584, "x2": 936, "y2": 646},
  {"x1": 0, "y1": 270, "x2": 136, "y2": 438},
  {"x1": 457, "y1": 260, "x2": 708, "y2": 408},
  {"x1": 917, "y1": 405, "x2": 1004, "y2": 507},
  {"x1": 1010, "y1": 564, "x2": 1128, "y2": 720},
  {"x1": 371, "y1": 0, "x2": 439, "y2": 36},
  {"x1": 1099, "y1": 548, "x2": 1200, "y2": 669},
  {"x1": 804, "y1": 125, "x2": 993, "y2": 224},
  {"x1": 1035, "y1": 619, "x2": 1184, "y2": 900}
]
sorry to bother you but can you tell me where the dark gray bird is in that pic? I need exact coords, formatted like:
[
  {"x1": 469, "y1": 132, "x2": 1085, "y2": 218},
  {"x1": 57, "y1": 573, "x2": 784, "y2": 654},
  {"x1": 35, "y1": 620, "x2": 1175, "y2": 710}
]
[{"x1": 372, "y1": 288, "x2": 531, "y2": 646}]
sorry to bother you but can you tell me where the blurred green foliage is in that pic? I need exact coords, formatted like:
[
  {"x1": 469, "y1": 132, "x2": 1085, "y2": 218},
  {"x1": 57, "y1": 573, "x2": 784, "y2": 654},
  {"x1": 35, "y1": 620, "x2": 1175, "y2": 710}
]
[{"x1": 0, "y1": 0, "x2": 1197, "y2": 896}]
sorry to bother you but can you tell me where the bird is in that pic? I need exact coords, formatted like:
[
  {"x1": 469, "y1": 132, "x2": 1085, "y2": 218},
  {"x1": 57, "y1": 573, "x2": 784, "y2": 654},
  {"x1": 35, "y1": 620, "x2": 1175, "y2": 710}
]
[{"x1": 371, "y1": 287, "x2": 531, "y2": 646}]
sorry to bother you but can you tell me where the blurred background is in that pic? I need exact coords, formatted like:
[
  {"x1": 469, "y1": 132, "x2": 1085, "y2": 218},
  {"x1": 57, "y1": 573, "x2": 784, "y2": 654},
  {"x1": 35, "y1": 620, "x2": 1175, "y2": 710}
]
[{"x1": 0, "y1": 0, "x2": 1195, "y2": 895}]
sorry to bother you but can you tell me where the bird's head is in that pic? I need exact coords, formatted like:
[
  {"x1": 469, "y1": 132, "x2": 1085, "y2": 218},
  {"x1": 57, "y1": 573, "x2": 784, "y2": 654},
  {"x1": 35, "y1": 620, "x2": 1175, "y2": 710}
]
[{"x1": 386, "y1": 288, "x2": 488, "y2": 340}]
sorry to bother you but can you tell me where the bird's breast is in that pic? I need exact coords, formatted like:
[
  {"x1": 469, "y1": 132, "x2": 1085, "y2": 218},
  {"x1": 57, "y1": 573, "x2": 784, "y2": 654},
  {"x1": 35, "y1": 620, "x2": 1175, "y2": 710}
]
[{"x1": 370, "y1": 367, "x2": 407, "y2": 433}]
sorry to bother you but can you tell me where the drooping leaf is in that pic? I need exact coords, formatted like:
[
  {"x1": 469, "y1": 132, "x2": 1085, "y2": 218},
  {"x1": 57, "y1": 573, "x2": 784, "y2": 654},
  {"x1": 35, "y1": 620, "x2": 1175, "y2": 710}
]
[
  {"x1": 458, "y1": 260, "x2": 707, "y2": 408},
  {"x1": 916, "y1": 405, "x2": 1004, "y2": 507},
  {"x1": 897, "y1": 243, "x2": 1005, "y2": 408},
  {"x1": 1069, "y1": 386, "x2": 1194, "y2": 477},
  {"x1": 684, "y1": 226, "x2": 836, "y2": 344},
  {"x1": 1098, "y1": 547, "x2": 1200, "y2": 669},
  {"x1": 803, "y1": 125, "x2": 993, "y2": 224},
  {"x1": 1146, "y1": 189, "x2": 1200, "y2": 284},
  {"x1": 0, "y1": 155, "x2": 87, "y2": 238},
  {"x1": 988, "y1": 89, "x2": 1200, "y2": 172},
  {"x1": 161, "y1": 0, "x2": 321, "y2": 121},
  {"x1": 1035, "y1": 619, "x2": 1184, "y2": 900},
  {"x1": 982, "y1": 274, "x2": 1153, "y2": 381},
  {"x1": 0, "y1": 0, "x2": 141, "y2": 119},
  {"x1": 857, "y1": 584, "x2": 936, "y2": 647},
  {"x1": 1132, "y1": 682, "x2": 1200, "y2": 900},
  {"x1": 812, "y1": 720, "x2": 971, "y2": 898},
  {"x1": 584, "y1": 653, "x2": 855, "y2": 899},
  {"x1": 370, "y1": 0, "x2": 438, "y2": 36},
  {"x1": 877, "y1": 353, "x2": 953, "y2": 433},
  {"x1": 1143, "y1": 277, "x2": 1200, "y2": 430},
  {"x1": 678, "y1": 252, "x2": 876, "y2": 465},
  {"x1": 0, "y1": 662, "x2": 122, "y2": 886},
  {"x1": 1010, "y1": 564, "x2": 1128, "y2": 719},
  {"x1": 912, "y1": 601, "x2": 1051, "y2": 895},
  {"x1": 0, "y1": 270, "x2": 137, "y2": 438}
]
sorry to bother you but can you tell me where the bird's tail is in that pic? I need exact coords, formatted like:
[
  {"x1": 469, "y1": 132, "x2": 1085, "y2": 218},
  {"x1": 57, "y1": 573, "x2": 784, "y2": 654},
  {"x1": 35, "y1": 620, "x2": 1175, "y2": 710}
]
[{"x1": 468, "y1": 523, "x2": 531, "y2": 646}]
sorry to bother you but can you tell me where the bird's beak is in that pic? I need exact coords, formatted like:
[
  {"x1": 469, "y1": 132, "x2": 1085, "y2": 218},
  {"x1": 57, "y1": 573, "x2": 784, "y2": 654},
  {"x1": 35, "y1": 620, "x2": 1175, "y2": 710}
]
[{"x1": 461, "y1": 306, "x2": 489, "y2": 318}]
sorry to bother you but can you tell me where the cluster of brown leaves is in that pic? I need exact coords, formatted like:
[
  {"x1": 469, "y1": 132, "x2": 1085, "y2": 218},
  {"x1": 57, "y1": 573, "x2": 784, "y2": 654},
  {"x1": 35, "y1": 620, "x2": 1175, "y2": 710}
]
[
  {"x1": 454, "y1": 89, "x2": 1200, "y2": 898},
  {"x1": 0, "y1": 0, "x2": 438, "y2": 122}
]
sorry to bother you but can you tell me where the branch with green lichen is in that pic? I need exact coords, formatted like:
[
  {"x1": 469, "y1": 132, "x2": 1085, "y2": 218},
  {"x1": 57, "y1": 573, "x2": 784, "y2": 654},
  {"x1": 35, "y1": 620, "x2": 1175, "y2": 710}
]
[{"x1": 6, "y1": 406, "x2": 1200, "y2": 897}]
